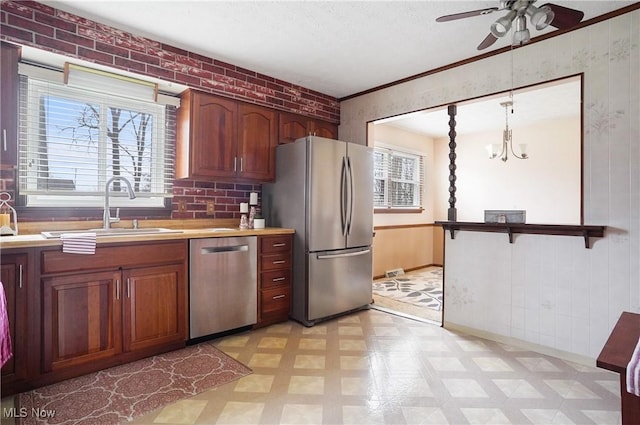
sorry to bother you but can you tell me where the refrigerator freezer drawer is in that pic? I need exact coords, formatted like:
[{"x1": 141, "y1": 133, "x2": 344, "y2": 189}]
[{"x1": 307, "y1": 247, "x2": 372, "y2": 322}]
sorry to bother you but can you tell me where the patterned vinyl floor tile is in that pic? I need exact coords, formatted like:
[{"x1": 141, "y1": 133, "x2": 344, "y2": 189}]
[{"x1": 126, "y1": 309, "x2": 620, "y2": 425}]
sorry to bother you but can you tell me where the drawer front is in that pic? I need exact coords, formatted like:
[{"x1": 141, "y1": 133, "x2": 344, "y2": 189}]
[
  {"x1": 261, "y1": 269, "x2": 291, "y2": 289},
  {"x1": 261, "y1": 286, "x2": 290, "y2": 315},
  {"x1": 260, "y1": 252, "x2": 291, "y2": 271},
  {"x1": 41, "y1": 241, "x2": 187, "y2": 274},
  {"x1": 260, "y1": 235, "x2": 292, "y2": 254}
]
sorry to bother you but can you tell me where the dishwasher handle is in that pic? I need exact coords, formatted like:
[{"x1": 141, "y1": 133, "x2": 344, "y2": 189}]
[{"x1": 200, "y1": 245, "x2": 249, "y2": 254}]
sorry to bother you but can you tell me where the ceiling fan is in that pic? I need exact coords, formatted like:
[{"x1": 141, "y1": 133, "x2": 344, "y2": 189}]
[{"x1": 436, "y1": 0, "x2": 585, "y2": 50}]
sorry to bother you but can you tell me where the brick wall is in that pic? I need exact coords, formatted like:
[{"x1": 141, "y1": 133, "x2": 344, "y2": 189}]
[{"x1": 0, "y1": 0, "x2": 340, "y2": 220}]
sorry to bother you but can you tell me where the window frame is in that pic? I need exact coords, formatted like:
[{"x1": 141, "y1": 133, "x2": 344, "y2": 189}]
[
  {"x1": 373, "y1": 144, "x2": 425, "y2": 214},
  {"x1": 17, "y1": 73, "x2": 174, "y2": 212}
]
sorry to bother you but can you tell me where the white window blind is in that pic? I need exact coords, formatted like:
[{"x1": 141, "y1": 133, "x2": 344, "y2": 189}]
[
  {"x1": 374, "y1": 146, "x2": 424, "y2": 209},
  {"x1": 18, "y1": 75, "x2": 175, "y2": 208}
]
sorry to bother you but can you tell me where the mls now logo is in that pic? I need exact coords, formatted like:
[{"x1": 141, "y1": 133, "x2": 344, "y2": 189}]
[{"x1": 3, "y1": 407, "x2": 56, "y2": 419}]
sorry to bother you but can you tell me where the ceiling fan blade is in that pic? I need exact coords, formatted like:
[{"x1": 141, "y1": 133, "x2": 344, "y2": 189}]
[
  {"x1": 540, "y1": 3, "x2": 585, "y2": 29},
  {"x1": 477, "y1": 33, "x2": 499, "y2": 50},
  {"x1": 436, "y1": 7, "x2": 499, "y2": 22}
]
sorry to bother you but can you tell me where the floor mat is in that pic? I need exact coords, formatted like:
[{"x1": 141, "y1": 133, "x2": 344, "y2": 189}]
[
  {"x1": 17, "y1": 342, "x2": 251, "y2": 425},
  {"x1": 373, "y1": 267, "x2": 443, "y2": 311}
]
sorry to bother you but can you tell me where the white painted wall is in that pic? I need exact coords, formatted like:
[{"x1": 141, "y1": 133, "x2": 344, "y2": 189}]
[
  {"x1": 340, "y1": 11, "x2": 640, "y2": 362},
  {"x1": 436, "y1": 116, "x2": 581, "y2": 224}
]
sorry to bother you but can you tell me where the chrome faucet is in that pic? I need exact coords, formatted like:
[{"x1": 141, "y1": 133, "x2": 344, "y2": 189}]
[{"x1": 103, "y1": 176, "x2": 136, "y2": 229}]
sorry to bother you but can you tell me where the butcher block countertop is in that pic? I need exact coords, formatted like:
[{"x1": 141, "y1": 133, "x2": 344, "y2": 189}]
[{"x1": 0, "y1": 218, "x2": 294, "y2": 249}]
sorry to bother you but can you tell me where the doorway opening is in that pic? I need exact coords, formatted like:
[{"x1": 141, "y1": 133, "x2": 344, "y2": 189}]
[{"x1": 371, "y1": 266, "x2": 443, "y2": 324}]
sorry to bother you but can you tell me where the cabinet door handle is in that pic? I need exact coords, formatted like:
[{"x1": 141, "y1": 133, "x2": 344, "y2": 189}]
[
  {"x1": 240, "y1": 157, "x2": 243, "y2": 172},
  {"x1": 2, "y1": 129, "x2": 6, "y2": 151},
  {"x1": 272, "y1": 243, "x2": 286, "y2": 247},
  {"x1": 18, "y1": 264, "x2": 23, "y2": 289},
  {"x1": 127, "y1": 278, "x2": 131, "y2": 298},
  {"x1": 272, "y1": 277, "x2": 285, "y2": 282},
  {"x1": 233, "y1": 157, "x2": 237, "y2": 172},
  {"x1": 272, "y1": 294, "x2": 286, "y2": 300},
  {"x1": 115, "y1": 279, "x2": 120, "y2": 300},
  {"x1": 272, "y1": 260, "x2": 285, "y2": 265}
]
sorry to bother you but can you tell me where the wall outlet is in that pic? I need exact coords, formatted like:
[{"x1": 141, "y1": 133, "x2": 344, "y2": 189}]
[
  {"x1": 206, "y1": 200, "x2": 215, "y2": 215},
  {"x1": 178, "y1": 200, "x2": 187, "y2": 213}
]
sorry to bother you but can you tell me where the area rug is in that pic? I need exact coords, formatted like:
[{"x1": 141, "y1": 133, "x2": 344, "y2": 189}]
[
  {"x1": 16, "y1": 342, "x2": 251, "y2": 425},
  {"x1": 372, "y1": 267, "x2": 443, "y2": 311}
]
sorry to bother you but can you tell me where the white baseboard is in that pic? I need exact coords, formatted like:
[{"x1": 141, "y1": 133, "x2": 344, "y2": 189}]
[{"x1": 443, "y1": 322, "x2": 596, "y2": 368}]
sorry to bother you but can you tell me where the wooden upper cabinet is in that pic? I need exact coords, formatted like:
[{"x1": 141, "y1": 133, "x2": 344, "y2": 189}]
[
  {"x1": 177, "y1": 90, "x2": 237, "y2": 179},
  {"x1": 279, "y1": 112, "x2": 310, "y2": 144},
  {"x1": 1, "y1": 42, "x2": 20, "y2": 167},
  {"x1": 238, "y1": 103, "x2": 277, "y2": 181},
  {"x1": 278, "y1": 111, "x2": 338, "y2": 144},
  {"x1": 177, "y1": 89, "x2": 276, "y2": 181},
  {"x1": 311, "y1": 119, "x2": 338, "y2": 139}
]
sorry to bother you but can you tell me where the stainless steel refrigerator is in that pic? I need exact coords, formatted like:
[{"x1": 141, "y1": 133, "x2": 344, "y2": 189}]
[{"x1": 263, "y1": 136, "x2": 373, "y2": 326}]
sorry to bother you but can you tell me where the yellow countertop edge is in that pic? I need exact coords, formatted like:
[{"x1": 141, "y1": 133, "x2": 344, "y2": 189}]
[{"x1": 0, "y1": 227, "x2": 295, "y2": 250}]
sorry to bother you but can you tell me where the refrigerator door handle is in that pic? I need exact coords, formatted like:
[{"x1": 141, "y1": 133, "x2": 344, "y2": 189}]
[
  {"x1": 346, "y1": 156, "x2": 354, "y2": 235},
  {"x1": 317, "y1": 249, "x2": 371, "y2": 260},
  {"x1": 340, "y1": 156, "x2": 348, "y2": 236}
]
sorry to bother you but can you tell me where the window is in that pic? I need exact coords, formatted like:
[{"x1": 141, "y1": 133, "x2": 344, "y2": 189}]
[
  {"x1": 18, "y1": 74, "x2": 175, "y2": 208},
  {"x1": 374, "y1": 146, "x2": 424, "y2": 210}
]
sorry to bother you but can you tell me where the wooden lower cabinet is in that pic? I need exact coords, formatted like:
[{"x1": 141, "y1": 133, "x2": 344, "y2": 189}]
[
  {"x1": 123, "y1": 264, "x2": 186, "y2": 352},
  {"x1": 0, "y1": 251, "x2": 30, "y2": 394},
  {"x1": 256, "y1": 234, "x2": 293, "y2": 327},
  {"x1": 36, "y1": 241, "x2": 187, "y2": 388},
  {"x1": 41, "y1": 271, "x2": 122, "y2": 373}
]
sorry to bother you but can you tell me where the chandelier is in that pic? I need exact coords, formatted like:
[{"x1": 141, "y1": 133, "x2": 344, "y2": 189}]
[{"x1": 486, "y1": 100, "x2": 528, "y2": 162}]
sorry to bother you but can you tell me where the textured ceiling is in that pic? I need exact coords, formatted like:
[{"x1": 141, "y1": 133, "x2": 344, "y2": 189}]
[{"x1": 39, "y1": 1, "x2": 637, "y2": 99}]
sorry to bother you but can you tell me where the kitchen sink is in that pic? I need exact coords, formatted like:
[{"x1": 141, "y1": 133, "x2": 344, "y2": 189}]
[{"x1": 41, "y1": 228, "x2": 183, "y2": 239}]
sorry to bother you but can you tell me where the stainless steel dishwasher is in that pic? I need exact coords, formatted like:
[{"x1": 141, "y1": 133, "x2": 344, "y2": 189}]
[{"x1": 189, "y1": 237, "x2": 257, "y2": 340}]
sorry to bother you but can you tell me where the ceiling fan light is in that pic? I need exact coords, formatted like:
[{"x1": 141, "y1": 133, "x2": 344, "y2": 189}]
[
  {"x1": 513, "y1": 28, "x2": 531, "y2": 45},
  {"x1": 490, "y1": 10, "x2": 516, "y2": 37},
  {"x1": 527, "y1": 5, "x2": 555, "y2": 30},
  {"x1": 512, "y1": 15, "x2": 530, "y2": 45}
]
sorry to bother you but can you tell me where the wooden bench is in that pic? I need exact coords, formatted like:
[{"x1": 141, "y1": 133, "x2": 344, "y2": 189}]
[{"x1": 597, "y1": 311, "x2": 640, "y2": 425}]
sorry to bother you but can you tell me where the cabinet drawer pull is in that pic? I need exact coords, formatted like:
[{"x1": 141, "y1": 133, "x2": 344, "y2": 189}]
[
  {"x1": 115, "y1": 279, "x2": 120, "y2": 300},
  {"x1": 18, "y1": 264, "x2": 23, "y2": 289},
  {"x1": 127, "y1": 278, "x2": 131, "y2": 298},
  {"x1": 272, "y1": 243, "x2": 286, "y2": 247},
  {"x1": 3, "y1": 129, "x2": 6, "y2": 151},
  {"x1": 272, "y1": 260, "x2": 286, "y2": 265},
  {"x1": 272, "y1": 277, "x2": 285, "y2": 282},
  {"x1": 272, "y1": 294, "x2": 286, "y2": 300}
]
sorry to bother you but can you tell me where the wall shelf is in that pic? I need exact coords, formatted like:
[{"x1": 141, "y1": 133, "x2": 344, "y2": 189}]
[{"x1": 435, "y1": 221, "x2": 605, "y2": 249}]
